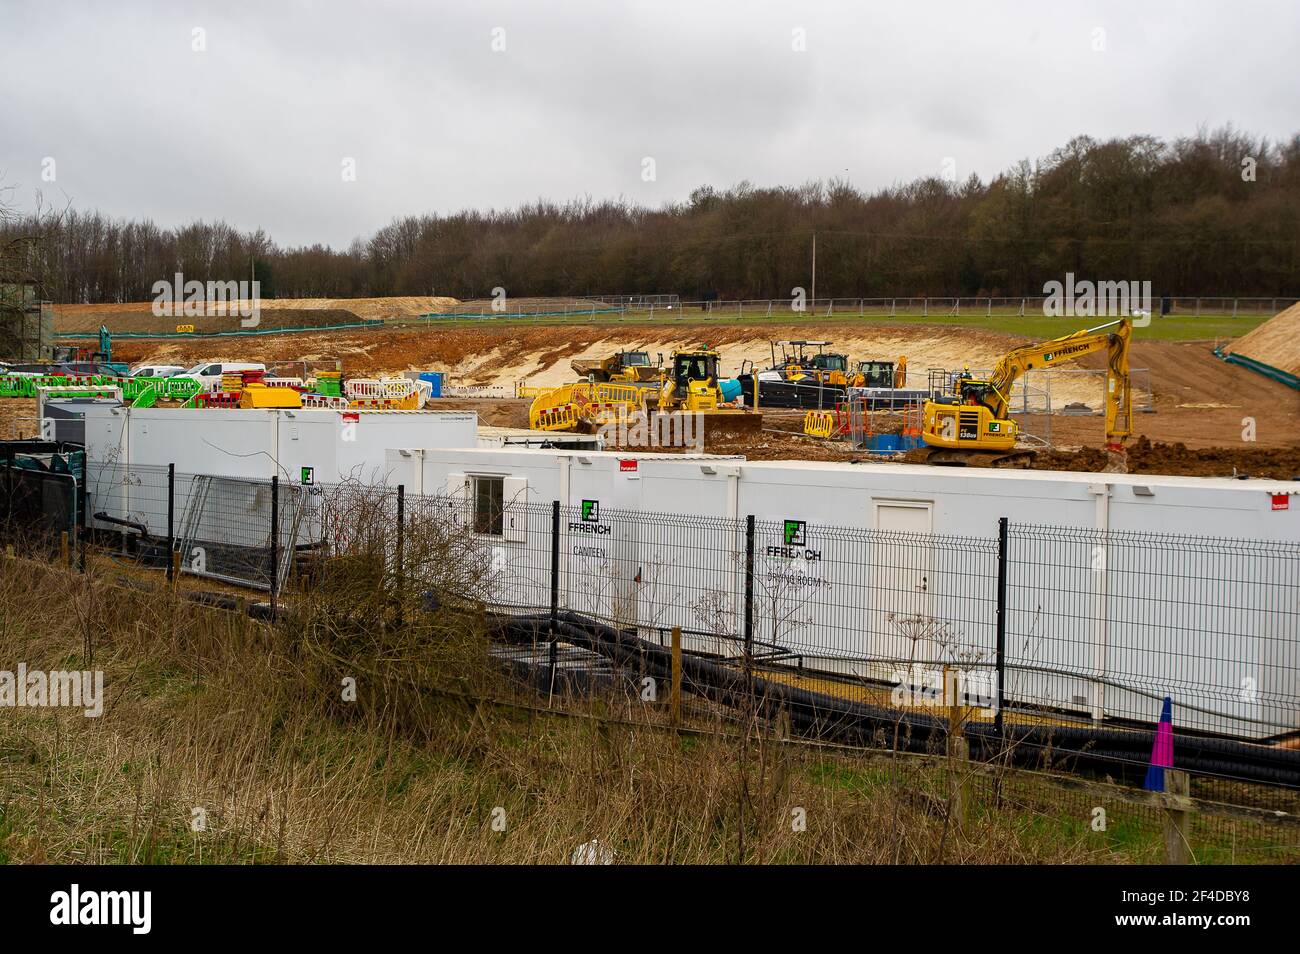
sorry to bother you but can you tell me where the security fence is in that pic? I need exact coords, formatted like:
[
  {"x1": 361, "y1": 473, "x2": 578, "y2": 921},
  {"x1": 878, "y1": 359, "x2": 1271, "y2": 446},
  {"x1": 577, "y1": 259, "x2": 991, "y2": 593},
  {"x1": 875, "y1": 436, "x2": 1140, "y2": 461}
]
[
  {"x1": 420, "y1": 295, "x2": 1298, "y2": 322},
  {"x1": 85, "y1": 460, "x2": 309, "y2": 592},
  {"x1": 1, "y1": 441, "x2": 83, "y2": 561},
  {"x1": 79, "y1": 459, "x2": 1300, "y2": 765}
]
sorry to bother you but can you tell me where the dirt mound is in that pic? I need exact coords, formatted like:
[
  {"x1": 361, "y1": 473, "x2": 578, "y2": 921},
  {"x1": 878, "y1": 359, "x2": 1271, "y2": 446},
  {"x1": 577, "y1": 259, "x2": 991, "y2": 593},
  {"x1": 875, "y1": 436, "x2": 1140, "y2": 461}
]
[
  {"x1": 1038, "y1": 436, "x2": 1300, "y2": 480},
  {"x1": 55, "y1": 304, "x2": 371, "y2": 334},
  {"x1": 55, "y1": 296, "x2": 458, "y2": 332},
  {"x1": 444, "y1": 297, "x2": 611, "y2": 315},
  {"x1": 424, "y1": 398, "x2": 532, "y2": 428},
  {"x1": 1226, "y1": 301, "x2": 1300, "y2": 375}
]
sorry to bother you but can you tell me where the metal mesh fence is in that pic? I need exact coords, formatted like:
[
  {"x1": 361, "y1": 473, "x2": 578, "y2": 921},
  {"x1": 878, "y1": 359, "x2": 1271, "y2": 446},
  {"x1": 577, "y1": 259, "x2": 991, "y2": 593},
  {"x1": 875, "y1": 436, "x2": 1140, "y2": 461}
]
[
  {"x1": 1006, "y1": 524, "x2": 1300, "y2": 739},
  {"x1": 78, "y1": 461, "x2": 1300, "y2": 754},
  {"x1": 1, "y1": 442, "x2": 81, "y2": 559}
]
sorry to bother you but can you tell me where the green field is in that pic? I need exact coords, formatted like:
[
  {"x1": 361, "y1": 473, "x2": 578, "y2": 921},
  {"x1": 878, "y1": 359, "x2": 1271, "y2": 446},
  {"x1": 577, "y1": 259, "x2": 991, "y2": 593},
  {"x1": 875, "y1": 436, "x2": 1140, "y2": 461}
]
[{"x1": 399, "y1": 310, "x2": 1270, "y2": 343}]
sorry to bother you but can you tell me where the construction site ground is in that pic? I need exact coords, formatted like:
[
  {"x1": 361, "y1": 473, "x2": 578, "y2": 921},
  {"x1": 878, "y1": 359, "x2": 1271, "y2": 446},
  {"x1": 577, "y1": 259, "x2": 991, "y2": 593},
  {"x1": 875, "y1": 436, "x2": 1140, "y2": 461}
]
[{"x1": 23, "y1": 307, "x2": 1300, "y2": 479}]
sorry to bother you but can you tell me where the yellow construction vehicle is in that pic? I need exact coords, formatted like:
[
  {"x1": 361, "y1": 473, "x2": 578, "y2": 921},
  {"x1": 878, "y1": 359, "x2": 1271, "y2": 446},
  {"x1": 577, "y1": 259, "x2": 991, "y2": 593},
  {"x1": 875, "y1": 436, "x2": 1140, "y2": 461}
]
[
  {"x1": 656, "y1": 347, "x2": 761, "y2": 434},
  {"x1": 657, "y1": 348, "x2": 730, "y2": 410},
  {"x1": 570, "y1": 350, "x2": 661, "y2": 385},
  {"x1": 921, "y1": 318, "x2": 1132, "y2": 466},
  {"x1": 848, "y1": 355, "x2": 908, "y2": 389},
  {"x1": 766, "y1": 340, "x2": 849, "y2": 385}
]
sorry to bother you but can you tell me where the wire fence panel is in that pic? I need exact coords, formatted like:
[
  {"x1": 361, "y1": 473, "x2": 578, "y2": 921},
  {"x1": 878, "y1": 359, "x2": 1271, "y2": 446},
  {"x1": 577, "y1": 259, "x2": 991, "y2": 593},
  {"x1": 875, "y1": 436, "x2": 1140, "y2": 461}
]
[
  {"x1": 1006, "y1": 524, "x2": 1300, "y2": 739},
  {"x1": 73, "y1": 459, "x2": 1300, "y2": 749},
  {"x1": 0, "y1": 445, "x2": 81, "y2": 560},
  {"x1": 749, "y1": 520, "x2": 999, "y2": 695},
  {"x1": 565, "y1": 506, "x2": 746, "y2": 657}
]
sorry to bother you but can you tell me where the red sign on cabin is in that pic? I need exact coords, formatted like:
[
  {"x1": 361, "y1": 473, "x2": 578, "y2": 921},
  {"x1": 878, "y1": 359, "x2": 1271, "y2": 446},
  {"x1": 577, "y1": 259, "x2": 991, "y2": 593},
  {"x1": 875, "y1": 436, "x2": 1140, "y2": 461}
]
[
  {"x1": 1272, "y1": 494, "x2": 1289, "y2": 511},
  {"x1": 619, "y1": 459, "x2": 638, "y2": 473}
]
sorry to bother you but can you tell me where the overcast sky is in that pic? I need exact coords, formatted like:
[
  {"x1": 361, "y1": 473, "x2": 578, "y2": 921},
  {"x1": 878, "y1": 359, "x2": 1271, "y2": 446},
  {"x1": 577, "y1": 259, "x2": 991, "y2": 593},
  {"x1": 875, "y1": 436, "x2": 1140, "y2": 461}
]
[{"x1": 2, "y1": 0, "x2": 1297, "y2": 248}]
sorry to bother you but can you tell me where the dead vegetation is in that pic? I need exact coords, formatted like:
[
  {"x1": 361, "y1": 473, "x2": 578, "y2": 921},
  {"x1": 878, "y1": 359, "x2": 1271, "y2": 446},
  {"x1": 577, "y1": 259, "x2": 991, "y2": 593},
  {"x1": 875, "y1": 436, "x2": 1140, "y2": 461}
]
[
  {"x1": 0, "y1": 507, "x2": 1129, "y2": 865},
  {"x1": 1, "y1": 487, "x2": 1295, "y2": 864}
]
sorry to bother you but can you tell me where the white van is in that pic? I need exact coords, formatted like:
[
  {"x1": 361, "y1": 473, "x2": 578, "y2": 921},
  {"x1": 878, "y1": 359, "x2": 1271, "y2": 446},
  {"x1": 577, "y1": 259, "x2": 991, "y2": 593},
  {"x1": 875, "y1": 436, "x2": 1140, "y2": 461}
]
[
  {"x1": 184, "y1": 361, "x2": 268, "y2": 392},
  {"x1": 131, "y1": 364, "x2": 187, "y2": 379}
]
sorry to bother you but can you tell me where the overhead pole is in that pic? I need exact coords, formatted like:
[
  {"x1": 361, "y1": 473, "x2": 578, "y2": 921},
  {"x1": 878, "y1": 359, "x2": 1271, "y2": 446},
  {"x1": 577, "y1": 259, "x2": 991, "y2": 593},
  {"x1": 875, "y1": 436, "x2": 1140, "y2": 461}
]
[{"x1": 810, "y1": 231, "x2": 817, "y2": 312}]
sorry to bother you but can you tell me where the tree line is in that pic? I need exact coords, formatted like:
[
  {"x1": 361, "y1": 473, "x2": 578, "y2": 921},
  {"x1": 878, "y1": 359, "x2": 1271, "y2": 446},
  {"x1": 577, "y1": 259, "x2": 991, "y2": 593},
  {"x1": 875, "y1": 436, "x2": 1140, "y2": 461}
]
[{"x1": 5, "y1": 127, "x2": 1299, "y2": 305}]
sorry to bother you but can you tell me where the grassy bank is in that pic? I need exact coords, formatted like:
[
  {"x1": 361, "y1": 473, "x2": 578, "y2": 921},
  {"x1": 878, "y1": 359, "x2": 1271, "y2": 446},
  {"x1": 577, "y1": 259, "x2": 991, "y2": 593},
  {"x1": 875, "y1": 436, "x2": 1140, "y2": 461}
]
[{"x1": 0, "y1": 554, "x2": 1293, "y2": 864}]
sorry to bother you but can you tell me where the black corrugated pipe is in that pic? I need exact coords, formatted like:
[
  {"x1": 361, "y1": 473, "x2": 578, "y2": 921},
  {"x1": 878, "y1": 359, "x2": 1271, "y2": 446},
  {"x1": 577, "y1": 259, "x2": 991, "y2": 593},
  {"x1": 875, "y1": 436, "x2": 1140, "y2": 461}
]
[{"x1": 491, "y1": 610, "x2": 1300, "y2": 789}]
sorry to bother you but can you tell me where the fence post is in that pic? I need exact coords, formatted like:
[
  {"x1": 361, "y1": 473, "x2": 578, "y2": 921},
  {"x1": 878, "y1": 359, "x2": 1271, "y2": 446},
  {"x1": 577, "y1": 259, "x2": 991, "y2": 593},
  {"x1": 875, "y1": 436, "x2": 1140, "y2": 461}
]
[
  {"x1": 396, "y1": 483, "x2": 405, "y2": 577},
  {"x1": 166, "y1": 463, "x2": 175, "y2": 583},
  {"x1": 549, "y1": 500, "x2": 560, "y2": 701},
  {"x1": 995, "y1": 516, "x2": 1009, "y2": 737},
  {"x1": 743, "y1": 515, "x2": 755, "y2": 688},
  {"x1": 4, "y1": 444, "x2": 12, "y2": 529},
  {"x1": 270, "y1": 475, "x2": 279, "y2": 621},
  {"x1": 396, "y1": 483, "x2": 405, "y2": 624},
  {"x1": 79, "y1": 465, "x2": 87, "y2": 573},
  {"x1": 1162, "y1": 769, "x2": 1192, "y2": 864},
  {"x1": 670, "y1": 625, "x2": 682, "y2": 727}
]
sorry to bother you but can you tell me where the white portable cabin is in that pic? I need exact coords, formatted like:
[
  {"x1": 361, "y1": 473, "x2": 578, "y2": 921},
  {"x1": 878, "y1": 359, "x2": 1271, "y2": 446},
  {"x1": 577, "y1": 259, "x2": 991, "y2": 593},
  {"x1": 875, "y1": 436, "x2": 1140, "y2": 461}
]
[
  {"x1": 475, "y1": 426, "x2": 603, "y2": 451},
  {"x1": 81, "y1": 404, "x2": 477, "y2": 484},
  {"x1": 390, "y1": 448, "x2": 1299, "y2": 539},
  {"x1": 78, "y1": 404, "x2": 478, "y2": 544},
  {"x1": 390, "y1": 447, "x2": 1299, "y2": 740}
]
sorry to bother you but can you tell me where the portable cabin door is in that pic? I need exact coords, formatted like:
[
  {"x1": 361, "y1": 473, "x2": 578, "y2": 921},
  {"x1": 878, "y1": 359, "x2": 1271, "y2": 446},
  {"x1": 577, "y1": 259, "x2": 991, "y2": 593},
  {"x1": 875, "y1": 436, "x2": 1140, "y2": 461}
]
[{"x1": 870, "y1": 500, "x2": 937, "y2": 682}]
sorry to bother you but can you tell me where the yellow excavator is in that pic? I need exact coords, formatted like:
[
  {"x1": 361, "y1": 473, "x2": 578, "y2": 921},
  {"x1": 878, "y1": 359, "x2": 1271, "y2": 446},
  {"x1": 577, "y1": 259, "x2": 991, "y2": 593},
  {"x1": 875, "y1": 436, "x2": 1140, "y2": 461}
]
[{"x1": 921, "y1": 318, "x2": 1132, "y2": 467}]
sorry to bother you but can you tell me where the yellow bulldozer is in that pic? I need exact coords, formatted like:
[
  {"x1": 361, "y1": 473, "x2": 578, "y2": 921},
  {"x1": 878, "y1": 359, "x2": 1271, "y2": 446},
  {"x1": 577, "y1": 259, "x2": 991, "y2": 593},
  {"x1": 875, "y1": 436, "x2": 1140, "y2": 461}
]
[
  {"x1": 921, "y1": 318, "x2": 1132, "y2": 467},
  {"x1": 654, "y1": 347, "x2": 761, "y2": 435}
]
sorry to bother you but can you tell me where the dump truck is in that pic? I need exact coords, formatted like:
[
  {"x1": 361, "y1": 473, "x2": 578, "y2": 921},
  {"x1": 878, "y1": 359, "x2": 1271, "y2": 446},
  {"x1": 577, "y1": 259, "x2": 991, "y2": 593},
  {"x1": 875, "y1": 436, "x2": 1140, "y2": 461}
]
[{"x1": 570, "y1": 350, "x2": 661, "y2": 384}]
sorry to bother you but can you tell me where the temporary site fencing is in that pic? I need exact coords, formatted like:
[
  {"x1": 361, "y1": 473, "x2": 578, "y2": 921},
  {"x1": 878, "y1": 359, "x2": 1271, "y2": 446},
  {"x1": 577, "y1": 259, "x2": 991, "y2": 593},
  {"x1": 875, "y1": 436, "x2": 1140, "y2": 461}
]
[
  {"x1": 74, "y1": 460, "x2": 1300, "y2": 746},
  {"x1": 5, "y1": 454, "x2": 1300, "y2": 851},
  {"x1": 0, "y1": 441, "x2": 83, "y2": 560},
  {"x1": 420, "y1": 295, "x2": 1299, "y2": 322}
]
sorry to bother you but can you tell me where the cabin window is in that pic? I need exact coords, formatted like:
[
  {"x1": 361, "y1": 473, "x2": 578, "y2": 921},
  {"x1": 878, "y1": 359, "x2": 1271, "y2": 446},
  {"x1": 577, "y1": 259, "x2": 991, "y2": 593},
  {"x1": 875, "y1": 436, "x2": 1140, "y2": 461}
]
[{"x1": 472, "y1": 475, "x2": 504, "y2": 536}]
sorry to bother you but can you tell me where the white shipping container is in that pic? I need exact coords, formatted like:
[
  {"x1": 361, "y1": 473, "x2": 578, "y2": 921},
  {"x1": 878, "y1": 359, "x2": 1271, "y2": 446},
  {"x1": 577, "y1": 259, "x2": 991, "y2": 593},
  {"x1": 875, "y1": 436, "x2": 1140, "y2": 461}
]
[{"x1": 393, "y1": 446, "x2": 1299, "y2": 740}]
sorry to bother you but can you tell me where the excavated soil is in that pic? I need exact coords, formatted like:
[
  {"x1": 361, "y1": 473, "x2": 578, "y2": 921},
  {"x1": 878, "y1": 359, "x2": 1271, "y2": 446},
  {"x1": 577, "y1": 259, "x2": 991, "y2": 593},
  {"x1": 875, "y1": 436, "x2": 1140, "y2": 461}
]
[
  {"x1": 1226, "y1": 301, "x2": 1300, "y2": 376},
  {"x1": 1038, "y1": 436, "x2": 1300, "y2": 480},
  {"x1": 54, "y1": 297, "x2": 458, "y2": 331},
  {"x1": 19, "y1": 308, "x2": 1300, "y2": 478},
  {"x1": 56, "y1": 306, "x2": 368, "y2": 334}
]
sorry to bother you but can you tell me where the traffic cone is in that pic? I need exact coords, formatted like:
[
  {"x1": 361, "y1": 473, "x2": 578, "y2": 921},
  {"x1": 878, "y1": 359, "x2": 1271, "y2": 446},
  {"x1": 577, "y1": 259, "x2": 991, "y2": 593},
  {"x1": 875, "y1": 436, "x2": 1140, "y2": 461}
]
[{"x1": 1143, "y1": 696, "x2": 1174, "y2": 791}]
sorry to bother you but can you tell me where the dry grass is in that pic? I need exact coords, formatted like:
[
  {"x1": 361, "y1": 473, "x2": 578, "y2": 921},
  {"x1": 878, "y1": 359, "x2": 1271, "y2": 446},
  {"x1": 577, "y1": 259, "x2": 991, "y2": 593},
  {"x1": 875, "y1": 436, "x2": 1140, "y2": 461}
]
[{"x1": 0, "y1": 504, "x2": 1288, "y2": 864}]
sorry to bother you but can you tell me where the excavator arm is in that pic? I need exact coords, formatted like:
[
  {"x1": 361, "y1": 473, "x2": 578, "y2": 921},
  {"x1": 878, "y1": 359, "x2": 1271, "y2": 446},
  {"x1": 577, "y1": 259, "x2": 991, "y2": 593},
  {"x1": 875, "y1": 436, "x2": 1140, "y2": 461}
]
[{"x1": 985, "y1": 318, "x2": 1132, "y2": 447}]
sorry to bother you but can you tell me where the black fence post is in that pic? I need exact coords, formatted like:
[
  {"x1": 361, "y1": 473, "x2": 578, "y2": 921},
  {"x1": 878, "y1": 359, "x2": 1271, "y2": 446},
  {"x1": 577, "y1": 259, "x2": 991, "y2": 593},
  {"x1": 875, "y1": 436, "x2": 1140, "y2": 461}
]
[
  {"x1": 995, "y1": 516, "x2": 1009, "y2": 737},
  {"x1": 549, "y1": 500, "x2": 560, "y2": 698},
  {"x1": 743, "y1": 514, "x2": 756, "y2": 687},
  {"x1": 395, "y1": 483, "x2": 405, "y2": 574},
  {"x1": 3, "y1": 444, "x2": 12, "y2": 530},
  {"x1": 78, "y1": 463, "x2": 87, "y2": 573},
  {"x1": 166, "y1": 463, "x2": 175, "y2": 582},
  {"x1": 395, "y1": 484, "x2": 405, "y2": 626},
  {"x1": 270, "y1": 475, "x2": 279, "y2": 620}
]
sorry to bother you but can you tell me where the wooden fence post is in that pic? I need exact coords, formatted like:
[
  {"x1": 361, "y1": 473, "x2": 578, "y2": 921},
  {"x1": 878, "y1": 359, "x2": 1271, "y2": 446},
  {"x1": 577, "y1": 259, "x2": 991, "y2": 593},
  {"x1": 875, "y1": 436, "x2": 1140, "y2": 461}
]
[{"x1": 1162, "y1": 769, "x2": 1192, "y2": 864}]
